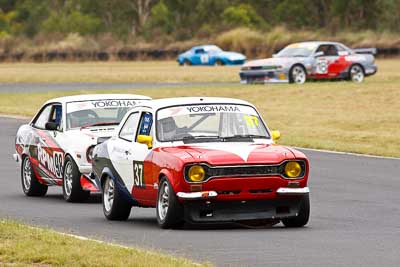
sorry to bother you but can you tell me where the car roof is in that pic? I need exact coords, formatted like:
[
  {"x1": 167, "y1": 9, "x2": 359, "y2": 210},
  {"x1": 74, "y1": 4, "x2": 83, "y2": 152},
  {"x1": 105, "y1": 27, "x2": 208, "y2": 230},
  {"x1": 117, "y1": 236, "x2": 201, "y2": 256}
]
[
  {"x1": 45, "y1": 94, "x2": 151, "y2": 104},
  {"x1": 134, "y1": 97, "x2": 255, "y2": 110},
  {"x1": 289, "y1": 41, "x2": 347, "y2": 47},
  {"x1": 192, "y1": 45, "x2": 220, "y2": 51}
]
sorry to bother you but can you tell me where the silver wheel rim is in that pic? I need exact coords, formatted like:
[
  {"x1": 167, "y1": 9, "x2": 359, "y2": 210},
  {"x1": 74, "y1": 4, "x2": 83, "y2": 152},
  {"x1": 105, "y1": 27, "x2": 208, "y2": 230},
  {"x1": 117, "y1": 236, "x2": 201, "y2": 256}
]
[
  {"x1": 23, "y1": 158, "x2": 32, "y2": 190},
  {"x1": 292, "y1": 66, "x2": 306, "y2": 84},
  {"x1": 157, "y1": 182, "x2": 169, "y2": 221},
  {"x1": 351, "y1": 65, "x2": 364, "y2": 82},
  {"x1": 63, "y1": 161, "x2": 73, "y2": 196},
  {"x1": 103, "y1": 178, "x2": 114, "y2": 213}
]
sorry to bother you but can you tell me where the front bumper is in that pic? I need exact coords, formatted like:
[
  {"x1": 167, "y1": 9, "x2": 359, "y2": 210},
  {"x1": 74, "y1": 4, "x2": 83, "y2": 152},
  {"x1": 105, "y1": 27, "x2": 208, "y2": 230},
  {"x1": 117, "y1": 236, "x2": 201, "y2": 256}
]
[
  {"x1": 179, "y1": 187, "x2": 309, "y2": 223},
  {"x1": 239, "y1": 70, "x2": 289, "y2": 84}
]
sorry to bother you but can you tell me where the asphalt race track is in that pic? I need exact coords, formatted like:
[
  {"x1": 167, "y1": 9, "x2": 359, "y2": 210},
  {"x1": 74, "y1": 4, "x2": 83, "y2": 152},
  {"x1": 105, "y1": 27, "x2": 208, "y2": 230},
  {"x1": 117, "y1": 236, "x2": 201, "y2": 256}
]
[
  {"x1": 0, "y1": 82, "x2": 236, "y2": 93},
  {"x1": 1, "y1": 116, "x2": 399, "y2": 267}
]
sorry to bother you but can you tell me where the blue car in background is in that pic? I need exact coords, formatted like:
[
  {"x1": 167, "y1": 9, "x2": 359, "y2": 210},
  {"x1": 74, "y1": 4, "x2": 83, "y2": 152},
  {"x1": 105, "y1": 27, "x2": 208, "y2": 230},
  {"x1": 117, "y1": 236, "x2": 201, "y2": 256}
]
[{"x1": 177, "y1": 45, "x2": 246, "y2": 66}]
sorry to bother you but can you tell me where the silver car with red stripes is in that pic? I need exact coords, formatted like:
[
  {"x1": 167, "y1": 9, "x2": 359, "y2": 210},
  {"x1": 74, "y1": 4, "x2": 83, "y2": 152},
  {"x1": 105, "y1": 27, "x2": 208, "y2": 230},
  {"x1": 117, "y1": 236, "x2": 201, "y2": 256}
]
[{"x1": 13, "y1": 94, "x2": 151, "y2": 202}]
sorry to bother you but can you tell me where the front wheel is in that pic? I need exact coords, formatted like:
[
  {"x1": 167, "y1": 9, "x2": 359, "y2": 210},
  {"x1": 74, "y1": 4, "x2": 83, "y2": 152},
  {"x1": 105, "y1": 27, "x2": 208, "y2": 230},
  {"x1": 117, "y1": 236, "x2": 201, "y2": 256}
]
[
  {"x1": 62, "y1": 156, "x2": 89, "y2": 202},
  {"x1": 21, "y1": 156, "x2": 48, "y2": 196},
  {"x1": 282, "y1": 195, "x2": 310, "y2": 227},
  {"x1": 102, "y1": 176, "x2": 131, "y2": 220},
  {"x1": 156, "y1": 177, "x2": 184, "y2": 229},
  {"x1": 349, "y1": 64, "x2": 364, "y2": 83},
  {"x1": 289, "y1": 65, "x2": 307, "y2": 84}
]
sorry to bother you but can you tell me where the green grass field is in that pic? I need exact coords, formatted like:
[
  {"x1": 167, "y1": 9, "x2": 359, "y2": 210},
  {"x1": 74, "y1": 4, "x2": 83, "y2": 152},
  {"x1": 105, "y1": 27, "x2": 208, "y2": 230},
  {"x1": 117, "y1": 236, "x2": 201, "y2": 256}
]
[
  {"x1": 0, "y1": 59, "x2": 399, "y2": 157},
  {"x1": 0, "y1": 220, "x2": 208, "y2": 267}
]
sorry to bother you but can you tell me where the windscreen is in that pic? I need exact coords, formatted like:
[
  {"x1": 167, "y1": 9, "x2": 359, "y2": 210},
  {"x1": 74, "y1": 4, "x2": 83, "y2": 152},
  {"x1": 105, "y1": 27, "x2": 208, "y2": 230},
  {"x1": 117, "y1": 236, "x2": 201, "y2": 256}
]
[
  {"x1": 156, "y1": 104, "x2": 269, "y2": 142},
  {"x1": 66, "y1": 99, "x2": 138, "y2": 130},
  {"x1": 276, "y1": 43, "x2": 317, "y2": 57}
]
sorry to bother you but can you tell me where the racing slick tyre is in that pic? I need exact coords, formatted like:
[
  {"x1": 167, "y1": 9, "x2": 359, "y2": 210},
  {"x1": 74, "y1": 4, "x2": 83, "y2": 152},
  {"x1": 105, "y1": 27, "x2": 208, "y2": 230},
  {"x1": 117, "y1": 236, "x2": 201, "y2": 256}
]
[
  {"x1": 282, "y1": 195, "x2": 310, "y2": 227},
  {"x1": 289, "y1": 65, "x2": 307, "y2": 84},
  {"x1": 349, "y1": 64, "x2": 365, "y2": 83},
  {"x1": 21, "y1": 156, "x2": 48, "y2": 196},
  {"x1": 156, "y1": 177, "x2": 184, "y2": 229},
  {"x1": 102, "y1": 176, "x2": 131, "y2": 220},
  {"x1": 62, "y1": 156, "x2": 90, "y2": 202},
  {"x1": 215, "y1": 59, "x2": 224, "y2": 66}
]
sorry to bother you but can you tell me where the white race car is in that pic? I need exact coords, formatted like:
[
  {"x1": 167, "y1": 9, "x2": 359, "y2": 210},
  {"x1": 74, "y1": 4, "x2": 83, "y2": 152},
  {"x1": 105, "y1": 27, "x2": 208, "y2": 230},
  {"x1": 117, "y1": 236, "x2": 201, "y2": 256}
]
[{"x1": 13, "y1": 94, "x2": 151, "y2": 202}]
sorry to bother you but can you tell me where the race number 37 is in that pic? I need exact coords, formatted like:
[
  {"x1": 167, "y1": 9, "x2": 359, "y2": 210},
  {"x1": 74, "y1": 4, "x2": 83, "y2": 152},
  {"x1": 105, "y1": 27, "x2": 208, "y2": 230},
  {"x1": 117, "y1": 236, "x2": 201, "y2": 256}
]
[{"x1": 133, "y1": 161, "x2": 145, "y2": 188}]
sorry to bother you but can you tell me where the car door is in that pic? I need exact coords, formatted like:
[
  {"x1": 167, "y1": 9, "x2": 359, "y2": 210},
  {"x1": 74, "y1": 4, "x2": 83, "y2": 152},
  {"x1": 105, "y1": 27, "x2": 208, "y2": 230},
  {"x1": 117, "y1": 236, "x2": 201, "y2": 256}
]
[
  {"x1": 192, "y1": 48, "x2": 209, "y2": 65},
  {"x1": 110, "y1": 111, "x2": 141, "y2": 193},
  {"x1": 30, "y1": 103, "x2": 63, "y2": 185},
  {"x1": 129, "y1": 110, "x2": 155, "y2": 204},
  {"x1": 314, "y1": 44, "x2": 340, "y2": 78}
]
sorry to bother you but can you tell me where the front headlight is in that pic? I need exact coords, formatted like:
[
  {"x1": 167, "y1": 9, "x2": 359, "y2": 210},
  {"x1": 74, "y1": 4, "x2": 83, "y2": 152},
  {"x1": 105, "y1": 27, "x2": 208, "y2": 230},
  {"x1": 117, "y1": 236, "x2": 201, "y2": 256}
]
[
  {"x1": 284, "y1": 161, "x2": 302, "y2": 178},
  {"x1": 241, "y1": 66, "x2": 250, "y2": 71},
  {"x1": 187, "y1": 165, "x2": 206, "y2": 182}
]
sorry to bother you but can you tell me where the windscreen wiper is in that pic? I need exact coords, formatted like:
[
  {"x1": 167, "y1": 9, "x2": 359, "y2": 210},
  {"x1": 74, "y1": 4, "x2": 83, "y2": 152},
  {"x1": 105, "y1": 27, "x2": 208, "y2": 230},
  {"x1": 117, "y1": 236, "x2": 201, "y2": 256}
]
[{"x1": 222, "y1": 134, "x2": 268, "y2": 141}]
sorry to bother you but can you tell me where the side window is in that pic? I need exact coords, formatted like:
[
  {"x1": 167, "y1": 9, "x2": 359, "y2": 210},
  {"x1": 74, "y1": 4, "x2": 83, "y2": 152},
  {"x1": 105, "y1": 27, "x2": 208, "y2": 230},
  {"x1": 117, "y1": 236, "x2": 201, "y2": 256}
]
[
  {"x1": 119, "y1": 112, "x2": 140, "y2": 142},
  {"x1": 33, "y1": 105, "x2": 52, "y2": 129},
  {"x1": 49, "y1": 105, "x2": 63, "y2": 130},
  {"x1": 195, "y1": 48, "x2": 205, "y2": 54},
  {"x1": 136, "y1": 112, "x2": 153, "y2": 139},
  {"x1": 316, "y1": 45, "x2": 338, "y2": 56}
]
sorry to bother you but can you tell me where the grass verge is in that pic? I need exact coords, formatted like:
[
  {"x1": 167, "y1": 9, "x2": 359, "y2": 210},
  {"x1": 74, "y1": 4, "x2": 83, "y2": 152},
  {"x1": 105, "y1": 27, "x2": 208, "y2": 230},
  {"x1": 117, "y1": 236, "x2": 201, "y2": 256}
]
[{"x1": 0, "y1": 219, "x2": 208, "y2": 267}]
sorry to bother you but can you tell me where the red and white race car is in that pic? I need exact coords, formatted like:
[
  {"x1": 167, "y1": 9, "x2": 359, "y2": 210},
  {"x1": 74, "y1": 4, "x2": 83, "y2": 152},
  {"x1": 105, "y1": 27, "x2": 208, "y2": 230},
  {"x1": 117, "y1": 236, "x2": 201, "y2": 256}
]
[
  {"x1": 13, "y1": 94, "x2": 151, "y2": 202},
  {"x1": 240, "y1": 41, "x2": 377, "y2": 84},
  {"x1": 92, "y1": 97, "x2": 310, "y2": 228}
]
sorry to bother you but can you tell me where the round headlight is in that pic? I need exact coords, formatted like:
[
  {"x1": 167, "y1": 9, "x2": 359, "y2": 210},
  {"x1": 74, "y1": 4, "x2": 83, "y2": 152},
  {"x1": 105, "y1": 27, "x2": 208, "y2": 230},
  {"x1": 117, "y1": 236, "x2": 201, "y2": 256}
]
[
  {"x1": 284, "y1": 161, "x2": 302, "y2": 178},
  {"x1": 188, "y1": 165, "x2": 205, "y2": 182}
]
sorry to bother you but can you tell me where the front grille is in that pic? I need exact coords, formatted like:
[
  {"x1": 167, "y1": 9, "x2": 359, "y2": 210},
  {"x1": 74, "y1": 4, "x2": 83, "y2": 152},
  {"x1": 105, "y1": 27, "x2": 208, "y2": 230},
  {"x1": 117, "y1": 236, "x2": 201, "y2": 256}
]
[{"x1": 208, "y1": 165, "x2": 281, "y2": 178}]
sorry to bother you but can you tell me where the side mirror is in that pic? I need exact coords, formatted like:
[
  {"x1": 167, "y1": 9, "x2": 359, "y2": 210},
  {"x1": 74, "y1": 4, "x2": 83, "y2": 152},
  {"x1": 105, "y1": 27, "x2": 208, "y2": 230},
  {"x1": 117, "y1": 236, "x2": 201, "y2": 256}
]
[
  {"x1": 271, "y1": 130, "x2": 281, "y2": 142},
  {"x1": 137, "y1": 135, "x2": 153, "y2": 149},
  {"x1": 314, "y1": 51, "x2": 324, "y2": 57},
  {"x1": 45, "y1": 122, "x2": 58, "y2": 131}
]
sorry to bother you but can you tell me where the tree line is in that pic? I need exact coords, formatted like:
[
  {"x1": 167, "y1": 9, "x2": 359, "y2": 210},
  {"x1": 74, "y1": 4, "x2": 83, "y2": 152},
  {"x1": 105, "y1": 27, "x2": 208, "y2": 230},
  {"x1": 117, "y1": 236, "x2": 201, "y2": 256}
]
[{"x1": 0, "y1": 0, "x2": 399, "y2": 41}]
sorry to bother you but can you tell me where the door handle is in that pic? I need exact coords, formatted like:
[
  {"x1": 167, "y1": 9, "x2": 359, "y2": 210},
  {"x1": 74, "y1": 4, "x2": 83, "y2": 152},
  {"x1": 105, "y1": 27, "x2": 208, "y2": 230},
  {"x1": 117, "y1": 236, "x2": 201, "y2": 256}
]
[{"x1": 125, "y1": 150, "x2": 132, "y2": 155}]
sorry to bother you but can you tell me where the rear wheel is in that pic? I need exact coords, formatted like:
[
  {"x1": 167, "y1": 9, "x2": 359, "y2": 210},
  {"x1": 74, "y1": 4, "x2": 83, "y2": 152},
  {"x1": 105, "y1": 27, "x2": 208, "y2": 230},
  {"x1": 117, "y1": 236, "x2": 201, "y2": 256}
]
[
  {"x1": 62, "y1": 156, "x2": 89, "y2": 202},
  {"x1": 21, "y1": 156, "x2": 48, "y2": 196},
  {"x1": 156, "y1": 177, "x2": 184, "y2": 229},
  {"x1": 282, "y1": 195, "x2": 310, "y2": 227},
  {"x1": 102, "y1": 176, "x2": 131, "y2": 220},
  {"x1": 289, "y1": 65, "x2": 306, "y2": 84},
  {"x1": 215, "y1": 59, "x2": 224, "y2": 66},
  {"x1": 349, "y1": 64, "x2": 364, "y2": 83}
]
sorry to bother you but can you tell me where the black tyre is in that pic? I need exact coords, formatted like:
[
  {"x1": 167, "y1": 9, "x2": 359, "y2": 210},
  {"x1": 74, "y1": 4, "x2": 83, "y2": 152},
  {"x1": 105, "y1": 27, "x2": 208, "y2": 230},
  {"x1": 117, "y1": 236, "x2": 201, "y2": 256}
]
[
  {"x1": 102, "y1": 176, "x2": 131, "y2": 220},
  {"x1": 62, "y1": 156, "x2": 90, "y2": 202},
  {"x1": 289, "y1": 65, "x2": 307, "y2": 84},
  {"x1": 21, "y1": 156, "x2": 48, "y2": 196},
  {"x1": 183, "y1": 59, "x2": 191, "y2": 66},
  {"x1": 349, "y1": 64, "x2": 365, "y2": 83},
  {"x1": 156, "y1": 177, "x2": 184, "y2": 229},
  {"x1": 282, "y1": 195, "x2": 310, "y2": 227},
  {"x1": 215, "y1": 59, "x2": 224, "y2": 66}
]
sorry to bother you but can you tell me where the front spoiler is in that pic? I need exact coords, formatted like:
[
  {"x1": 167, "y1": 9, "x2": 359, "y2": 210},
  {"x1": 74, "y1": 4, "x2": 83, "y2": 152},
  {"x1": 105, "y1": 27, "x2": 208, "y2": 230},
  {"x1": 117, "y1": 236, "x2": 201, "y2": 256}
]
[{"x1": 183, "y1": 196, "x2": 307, "y2": 223}]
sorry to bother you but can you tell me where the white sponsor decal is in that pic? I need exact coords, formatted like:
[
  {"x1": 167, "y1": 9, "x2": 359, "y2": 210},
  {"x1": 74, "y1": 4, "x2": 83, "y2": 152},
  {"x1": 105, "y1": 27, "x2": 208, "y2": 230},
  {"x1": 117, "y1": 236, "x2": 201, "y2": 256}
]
[
  {"x1": 37, "y1": 143, "x2": 64, "y2": 178},
  {"x1": 316, "y1": 58, "x2": 329, "y2": 74},
  {"x1": 158, "y1": 105, "x2": 258, "y2": 119},
  {"x1": 192, "y1": 143, "x2": 265, "y2": 162},
  {"x1": 67, "y1": 99, "x2": 137, "y2": 113}
]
